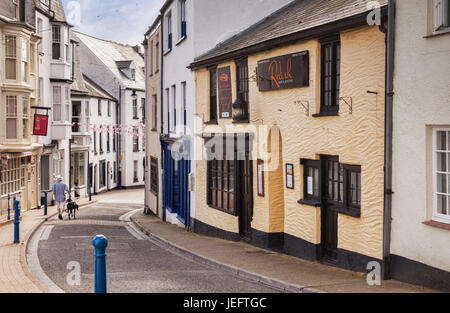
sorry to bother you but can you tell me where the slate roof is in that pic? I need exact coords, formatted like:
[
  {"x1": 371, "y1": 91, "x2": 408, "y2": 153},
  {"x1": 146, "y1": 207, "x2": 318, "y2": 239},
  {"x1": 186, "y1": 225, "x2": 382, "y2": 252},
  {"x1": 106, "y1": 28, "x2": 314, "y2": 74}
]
[
  {"x1": 192, "y1": 0, "x2": 387, "y2": 67},
  {"x1": 34, "y1": 0, "x2": 67, "y2": 24},
  {"x1": 73, "y1": 31, "x2": 145, "y2": 90}
]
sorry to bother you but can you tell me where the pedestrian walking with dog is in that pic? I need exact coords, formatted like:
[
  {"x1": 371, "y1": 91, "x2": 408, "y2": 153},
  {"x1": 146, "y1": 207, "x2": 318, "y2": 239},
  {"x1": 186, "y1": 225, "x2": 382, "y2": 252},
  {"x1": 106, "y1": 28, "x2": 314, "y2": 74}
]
[{"x1": 52, "y1": 176, "x2": 69, "y2": 220}]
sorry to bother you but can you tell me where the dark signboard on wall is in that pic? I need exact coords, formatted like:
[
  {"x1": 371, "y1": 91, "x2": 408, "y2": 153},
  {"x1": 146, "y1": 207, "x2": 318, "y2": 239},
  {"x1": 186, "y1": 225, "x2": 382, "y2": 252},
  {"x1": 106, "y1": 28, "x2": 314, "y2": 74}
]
[
  {"x1": 33, "y1": 114, "x2": 49, "y2": 136},
  {"x1": 258, "y1": 51, "x2": 309, "y2": 92},
  {"x1": 218, "y1": 66, "x2": 232, "y2": 118}
]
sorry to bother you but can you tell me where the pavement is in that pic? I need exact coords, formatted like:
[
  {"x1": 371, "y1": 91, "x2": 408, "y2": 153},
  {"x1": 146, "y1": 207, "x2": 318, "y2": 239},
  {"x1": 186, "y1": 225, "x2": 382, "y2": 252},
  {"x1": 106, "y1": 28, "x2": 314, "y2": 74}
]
[
  {"x1": 0, "y1": 194, "x2": 96, "y2": 293},
  {"x1": 130, "y1": 212, "x2": 439, "y2": 293}
]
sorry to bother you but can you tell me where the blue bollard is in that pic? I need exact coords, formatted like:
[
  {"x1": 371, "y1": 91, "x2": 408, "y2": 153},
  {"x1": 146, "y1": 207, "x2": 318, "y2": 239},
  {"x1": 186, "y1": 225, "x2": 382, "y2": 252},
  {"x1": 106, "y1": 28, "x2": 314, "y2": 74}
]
[
  {"x1": 44, "y1": 192, "x2": 48, "y2": 216},
  {"x1": 92, "y1": 235, "x2": 108, "y2": 293},
  {"x1": 89, "y1": 184, "x2": 92, "y2": 202},
  {"x1": 7, "y1": 194, "x2": 10, "y2": 220},
  {"x1": 13, "y1": 200, "x2": 19, "y2": 244}
]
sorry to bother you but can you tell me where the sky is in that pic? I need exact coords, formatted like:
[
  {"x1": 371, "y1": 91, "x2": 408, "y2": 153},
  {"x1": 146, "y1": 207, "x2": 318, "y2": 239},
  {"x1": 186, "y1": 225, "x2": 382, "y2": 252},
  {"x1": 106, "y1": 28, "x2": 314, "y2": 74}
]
[{"x1": 61, "y1": 0, "x2": 165, "y2": 46}]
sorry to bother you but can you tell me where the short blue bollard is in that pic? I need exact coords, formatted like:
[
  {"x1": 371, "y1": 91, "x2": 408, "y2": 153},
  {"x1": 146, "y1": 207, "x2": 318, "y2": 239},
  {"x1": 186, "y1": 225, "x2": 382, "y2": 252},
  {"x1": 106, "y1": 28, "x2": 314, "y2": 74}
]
[
  {"x1": 7, "y1": 194, "x2": 10, "y2": 220},
  {"x1": 44, "y1": 192, "x2": 48, "y2": 216},
  {"x1": 89, "y1": 184, "x2": 92, "y2": 202},
  {"x1": 13, "y1": 200, "x2": 19, "y2": 244},
  {"x1": 92, "y1": 235, "x2": 108, "y2": 293}
]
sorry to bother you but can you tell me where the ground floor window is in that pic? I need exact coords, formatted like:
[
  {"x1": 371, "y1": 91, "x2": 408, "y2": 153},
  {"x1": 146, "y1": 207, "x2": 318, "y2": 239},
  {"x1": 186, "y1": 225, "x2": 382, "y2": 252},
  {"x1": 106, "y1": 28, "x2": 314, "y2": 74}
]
[
  {"x1": 150, "y1": 157, "x2": 158, "y2": 195},
  {"x1": 434, "y1": 128, "x2": 450, "y2": 223},
  {"x1": 99, "y1": 160, "x2": 106, "y2": 188},
  {"x1": 300, "y1": 156, "x2": 361, "y2": 217},
  {"x1": 71, "y1": 152, "x2": 86, "y2": 188},
  {"x1": 134, "y1": 160, "x2": 138, "y2": 182},
  {"x1": 0, "y1": 158, "x2": 23, "y2": 196},
  {"x1": 41, "y1": 155, "x2": 50, "y2": 191}
]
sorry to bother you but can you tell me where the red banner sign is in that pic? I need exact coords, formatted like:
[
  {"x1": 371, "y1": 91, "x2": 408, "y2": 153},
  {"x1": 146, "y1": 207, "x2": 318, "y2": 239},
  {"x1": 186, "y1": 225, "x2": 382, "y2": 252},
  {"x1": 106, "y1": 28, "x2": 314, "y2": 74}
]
[
  {"x1": 33, "y1": 114, "x2": 49, "y2": 136},
  {"x1": 218, "y1": 66, "x2": 232, "y2": 119}
]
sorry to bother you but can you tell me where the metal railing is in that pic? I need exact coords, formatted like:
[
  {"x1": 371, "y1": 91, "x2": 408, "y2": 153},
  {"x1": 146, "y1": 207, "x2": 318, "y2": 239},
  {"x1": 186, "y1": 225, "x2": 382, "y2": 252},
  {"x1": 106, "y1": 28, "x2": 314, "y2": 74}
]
[{"x1": 0, "y1": 192, "x2": 22, "y2": 220}]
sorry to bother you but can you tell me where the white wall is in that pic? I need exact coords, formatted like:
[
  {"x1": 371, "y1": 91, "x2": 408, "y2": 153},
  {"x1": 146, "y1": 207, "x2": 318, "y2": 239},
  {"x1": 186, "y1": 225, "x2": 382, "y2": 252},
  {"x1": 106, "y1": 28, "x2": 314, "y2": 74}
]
[{"x1": 391, "y1": 0, "x2": 450, "y2": 272}]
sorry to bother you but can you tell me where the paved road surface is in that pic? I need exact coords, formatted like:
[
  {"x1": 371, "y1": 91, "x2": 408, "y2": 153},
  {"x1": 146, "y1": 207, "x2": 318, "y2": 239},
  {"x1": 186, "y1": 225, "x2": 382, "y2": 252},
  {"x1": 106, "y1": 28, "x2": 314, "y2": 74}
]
[{"x1": 35, "y1": 199, "x2": 280, "y2": 293}]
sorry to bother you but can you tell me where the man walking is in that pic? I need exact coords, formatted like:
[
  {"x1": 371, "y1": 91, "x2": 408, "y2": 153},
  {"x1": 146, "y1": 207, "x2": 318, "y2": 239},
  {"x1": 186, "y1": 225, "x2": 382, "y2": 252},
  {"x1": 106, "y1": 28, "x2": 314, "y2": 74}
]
[{"x1": 52, "y1": 176, "x2": 69, "y2": 220}]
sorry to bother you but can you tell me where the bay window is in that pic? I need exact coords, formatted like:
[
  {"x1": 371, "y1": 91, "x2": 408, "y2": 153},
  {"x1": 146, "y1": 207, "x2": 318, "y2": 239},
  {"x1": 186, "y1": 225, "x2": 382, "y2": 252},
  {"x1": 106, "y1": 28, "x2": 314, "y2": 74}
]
[
  {"x1": 20, "y1": 38, "x2": 28, "y2": 83},
  {"x1": 6, "y1": 96, "x2": 18, "y2": 139},
  {"x1": 5, "y1": 36, "x2": 17, "y2": 80},
  {"x1": 22, "y1": 97, "x2": 30, "y2": 140},
  {"x1": 434, "y1": 129, "x2": 450, "y2": 223},
  {"x1": 0, "y1": 158, "x2": 21, "y2": 196},
  {"x1": 53, "y1": 86, "x2": 62, "y2": 121},
  {"x1": 52, "y1": 25, "x2": 61, "y2": 60},
  {"x1": 65, "y1": 86, "x2": 70, "y2": 122}
]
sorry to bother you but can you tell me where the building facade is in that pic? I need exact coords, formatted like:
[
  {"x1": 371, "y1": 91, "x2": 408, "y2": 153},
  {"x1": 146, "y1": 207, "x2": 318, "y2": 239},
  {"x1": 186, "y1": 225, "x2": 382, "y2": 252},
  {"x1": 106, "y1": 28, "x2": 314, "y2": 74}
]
[
  {"x1": 190, "y1": 0, "x2": 388, "y2": 273},
  {"x1": 144, "y1": 17, "x2": 162, "y2": 217},
  {"x1": 389, "y1": 0, "x2": 450, "y2": 290},
  {"x1": 34, "y1": 0, "x2": 73, "y2": 203},
  {"x1": 74, "y1": 31, "x2": 146, "y2": 190},
  {"x1": 0, "y1": 0, "x2": 42, "y2": 212},
  {"x1": 158, "y1": 0, "x2": 294, "y2": 228}
]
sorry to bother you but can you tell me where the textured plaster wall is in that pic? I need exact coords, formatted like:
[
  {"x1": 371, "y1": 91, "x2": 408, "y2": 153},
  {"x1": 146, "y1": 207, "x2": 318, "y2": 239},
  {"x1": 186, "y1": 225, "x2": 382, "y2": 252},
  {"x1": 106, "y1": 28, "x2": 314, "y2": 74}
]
[
  {"x1": 391, "y1": 0, "x2": 450, "y2": 272},
  {"x1": 194, "y1": 25, "x2": 386, "y2": 259}
]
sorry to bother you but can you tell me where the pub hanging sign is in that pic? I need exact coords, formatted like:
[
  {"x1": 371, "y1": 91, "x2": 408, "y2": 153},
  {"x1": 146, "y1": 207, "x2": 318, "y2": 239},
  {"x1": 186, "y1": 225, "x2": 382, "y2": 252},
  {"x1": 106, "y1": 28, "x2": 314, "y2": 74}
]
[
  {"x1": 33, "y1": 114, "x2": 49, "y2": 136},
  {"x1": 258, "y1": 51, "x2": 309, "y2": 92}
]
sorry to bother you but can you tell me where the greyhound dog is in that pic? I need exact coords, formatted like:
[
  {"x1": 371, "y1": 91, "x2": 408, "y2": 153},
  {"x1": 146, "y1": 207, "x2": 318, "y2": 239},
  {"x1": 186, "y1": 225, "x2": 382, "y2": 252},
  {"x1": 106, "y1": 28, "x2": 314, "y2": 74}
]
[{"x1": 66, "y1": 198, "x2": 79, "y2": 220}]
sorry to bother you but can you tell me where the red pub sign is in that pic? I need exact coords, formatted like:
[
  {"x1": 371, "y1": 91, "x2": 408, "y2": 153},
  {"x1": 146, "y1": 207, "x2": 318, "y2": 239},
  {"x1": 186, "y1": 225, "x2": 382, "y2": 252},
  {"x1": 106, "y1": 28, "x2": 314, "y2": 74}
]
[
  {"x1": 33, "y1": 114, "x2": 49, "y2": 136},
  {"x1": 258, "y1": 51, "x2": 309, "y2": 92},
  {"x1": 218, "y1": 66, "x2": 232, "y2": 118}
]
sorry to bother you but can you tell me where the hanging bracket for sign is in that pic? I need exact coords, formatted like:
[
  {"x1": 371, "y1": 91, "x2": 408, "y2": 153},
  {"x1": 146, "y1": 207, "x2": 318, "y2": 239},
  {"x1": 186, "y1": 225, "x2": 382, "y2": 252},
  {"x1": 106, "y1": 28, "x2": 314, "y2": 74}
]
[
  {"x1": 294, "y1": 100, "x2": 310, "y2": 117},
  {"x1": 339, "y1": 97, "x2": 353, "y2": 115}
]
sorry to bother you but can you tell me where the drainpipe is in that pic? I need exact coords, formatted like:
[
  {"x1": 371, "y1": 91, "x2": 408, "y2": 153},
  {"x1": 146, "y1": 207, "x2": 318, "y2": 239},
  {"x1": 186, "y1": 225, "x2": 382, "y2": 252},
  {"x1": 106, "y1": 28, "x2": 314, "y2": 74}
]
[
  {"x1": 160, "y1": 14, "x2": 165, "y2": 222},
  {"x1": 382, "y1": 0, "x2": 395, "y2": 280},
  {"x1": 144, "y1": 39, "x2": 150, "y2": 215},
  {"x1": 118, "y1": 87, "x2": 122, "y2": 189}
]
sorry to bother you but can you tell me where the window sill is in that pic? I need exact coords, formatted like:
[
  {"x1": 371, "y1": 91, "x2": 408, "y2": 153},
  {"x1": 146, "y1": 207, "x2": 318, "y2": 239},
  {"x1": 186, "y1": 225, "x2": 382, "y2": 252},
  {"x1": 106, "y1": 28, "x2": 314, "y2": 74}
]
[
  {"x1": 338, "y1": 208, "x2": 361, "y2": 218},
  {"x1": 163, "y1": 49, "x2": 172, "y2": 56},
  {"x1": 176, "y1": 36, "x2": 187, "y2": 46},
  {"x1": 133, "y1": 117, "x2": 140, "y2": 120},
  {"x1": 207, "y1": 203, "x2": 237, "y2": 217},
  {"x1": 232, "y1": 119, "x2": 250, "y2": 124},
  {"x1": 312, "y1": 111, "x2": 339, "y2": 118},
  {"x1": 422, "y1": 220, "x2": 450, "y2": 231},
  {"x1": 298, "y1": 198, "x2": 321, "y2": 207},
  {"x1": 204, "y1": 120, "x2": 218, "y2": 125},
  {"x1": 424, "y1": 28, "x2": 450, "y2": 38}
]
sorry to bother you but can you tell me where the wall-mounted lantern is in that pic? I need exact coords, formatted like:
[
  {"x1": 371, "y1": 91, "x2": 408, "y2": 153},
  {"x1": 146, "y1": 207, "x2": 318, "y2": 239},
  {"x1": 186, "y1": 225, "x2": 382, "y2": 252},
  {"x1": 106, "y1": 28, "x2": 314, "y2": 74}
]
[{"x1": 232, "y1": 98, "x2": 247, "y2": 122}]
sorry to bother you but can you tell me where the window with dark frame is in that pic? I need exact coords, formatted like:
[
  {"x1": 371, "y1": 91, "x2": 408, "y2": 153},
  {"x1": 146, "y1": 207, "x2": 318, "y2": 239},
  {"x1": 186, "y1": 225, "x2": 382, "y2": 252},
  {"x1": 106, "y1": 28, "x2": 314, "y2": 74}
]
[
  {"x1": 235, "y1": 58, "x2": 249, "y2": 121},
  {"x1": 180, "y1": 0, "x2": 187, "y2": 38},
  {"x1": 319, "y1": 35, "x2": 341, "y2": 114},
  {"x1": 300, "y1": 159, "x2": 320, "y2": 205},
  {"x1": 209, "y1": 67, "x2": 217, "y2": 122},
  {"x1": 299, "y1": 158, "x2": 362, "y2": 217},
  {"x1": 133, "y1": 132, "x2": 139, "y2": 152},
  {"x1": 152, "y1": 94, "x2": 157, "y2": 130},
  {"x1": 342, "y1": 164, "x2": 361, "y2": 217},
  {"x1": 150, "y1": 157, "x2": 158, "y2": 195},
  {"x1": 207, "y1": 137, "x2": 236, "y2": 215},
  {"x1": 98, "y1": 99, "x2": 102, "y2": 116}
]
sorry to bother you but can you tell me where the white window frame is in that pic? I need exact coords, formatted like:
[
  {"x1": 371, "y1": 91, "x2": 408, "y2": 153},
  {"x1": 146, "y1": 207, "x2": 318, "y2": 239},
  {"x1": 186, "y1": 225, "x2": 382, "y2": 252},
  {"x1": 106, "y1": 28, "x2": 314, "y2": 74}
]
[
  {"x1": 432, "y1": 127, "x2": 450, "y2": 224},
  {"x1": 5, "y1": 35, "x2": 17, "y2": 81},
  {"x1": 434, "y1": 0, "x2": 450, "y2": 31},
  {"x1": 6, "y1": 95, "x2": 18, "y2": 139},
  {"x1": 53, "y1": 86, "x2": 62, "y2": 122}
]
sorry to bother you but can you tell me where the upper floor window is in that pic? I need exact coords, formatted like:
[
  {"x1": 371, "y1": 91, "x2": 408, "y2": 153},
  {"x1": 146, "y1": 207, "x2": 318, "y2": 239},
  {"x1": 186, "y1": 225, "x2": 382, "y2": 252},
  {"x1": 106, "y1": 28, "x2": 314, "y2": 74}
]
[
  {"x1": 235, "y1": 58, "x2": 249, "y2": 122},
  {"x1": 434, "y1": 128, "x2": 450, "y2": 224},
  {"x1": 152, "y1": 94, "x2": 158, "y2": 131},
  {"x1": 108, "y1": 101, "x2": 111, "y2": 117},
  {"x1": 155, "y1": 37, "x2": 160, "y2": 72},
  {"x1": 133, "y1": 133, "x2": 139, "y2": 152},
  {"x1": 141, "y1": 98, "x2": 146, "y2": 121},
  {"x1": 52, "y1": 25, "x2": 61, "y2": 60},
  {"x1": 53, "y1": 86, "x2": 62, "y2": 121},
  {"x1": 209, "y1": 67, "x2": 217, "y2": 122},
  {"x1": 98, "y1": 99, "x2": 102, "y2": 116},
  {"x1": 133, "y1": 98, "x2": 138, "y2": 119},
  {"x1": 179, "y1": 0, "x2": 187, "y2": 39},
  {"x1": 6, "y1": 96, "x2": 18, "y2": 139},
  {"x1": 20, "y1": 38, "x2": 29, "y2": 83},
  {"x1": 166, "y1": 12, "x2": 172, "y2": 51},
  {"x1": 5, "y1": 36, "x2": 17, "y2": 80},
  {"x1": 320, "y1": 35, "x2": 341, "y2": 115},
  {"x1": 150, "y1": 40, "x2": 154, "y2": 74},
  {"x1": 435, "y1": 0, "x2": 450, "y2": 31}
]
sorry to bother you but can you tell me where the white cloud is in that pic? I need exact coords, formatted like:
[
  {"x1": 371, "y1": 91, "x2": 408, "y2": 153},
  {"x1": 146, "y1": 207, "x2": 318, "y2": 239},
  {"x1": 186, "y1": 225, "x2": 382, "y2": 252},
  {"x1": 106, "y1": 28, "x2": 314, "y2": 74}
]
[{"x1": 63, "y1": 0, "x2": 164, "y2": 45}]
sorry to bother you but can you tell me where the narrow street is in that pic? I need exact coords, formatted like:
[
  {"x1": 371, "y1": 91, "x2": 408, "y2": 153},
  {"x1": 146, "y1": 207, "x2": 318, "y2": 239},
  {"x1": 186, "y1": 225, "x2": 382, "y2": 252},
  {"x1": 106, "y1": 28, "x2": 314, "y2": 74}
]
[{"x1": 32, "y1": 190, "x2": 279, "y2": 293}]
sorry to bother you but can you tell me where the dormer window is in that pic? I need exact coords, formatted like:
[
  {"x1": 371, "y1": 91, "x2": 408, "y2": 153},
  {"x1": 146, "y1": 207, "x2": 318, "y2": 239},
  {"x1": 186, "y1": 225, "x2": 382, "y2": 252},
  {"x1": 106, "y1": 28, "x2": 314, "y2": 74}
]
[{"x1": 116, "y1": 60, "x2": 136, "y2": 80}]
